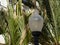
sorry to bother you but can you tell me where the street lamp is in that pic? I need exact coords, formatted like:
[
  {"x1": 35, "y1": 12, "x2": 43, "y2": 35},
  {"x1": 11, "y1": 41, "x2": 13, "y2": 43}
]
[{"x1": 29, "y1": 9, "x2": 44, "y2": 45}]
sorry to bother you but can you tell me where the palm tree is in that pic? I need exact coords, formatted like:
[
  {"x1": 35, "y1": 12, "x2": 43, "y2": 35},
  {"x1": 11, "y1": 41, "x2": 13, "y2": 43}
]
[{"x1": 0, "y1": 0, "x2": 60, "y2": 45}]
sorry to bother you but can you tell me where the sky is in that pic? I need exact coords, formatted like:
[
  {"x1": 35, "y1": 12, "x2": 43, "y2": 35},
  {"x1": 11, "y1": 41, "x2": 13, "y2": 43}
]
[
  {"x1": 0, "y1": 35, "x2": 5, "y2": 44},
  {"x1": 0, "y1": 0, "x2": 7, "y2": 7}
]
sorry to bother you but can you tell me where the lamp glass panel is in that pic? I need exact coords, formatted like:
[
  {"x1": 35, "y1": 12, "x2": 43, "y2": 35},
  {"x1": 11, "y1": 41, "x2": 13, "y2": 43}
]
[{"x1": 29, "y1": 14, "x2": 44, "y2": 32}]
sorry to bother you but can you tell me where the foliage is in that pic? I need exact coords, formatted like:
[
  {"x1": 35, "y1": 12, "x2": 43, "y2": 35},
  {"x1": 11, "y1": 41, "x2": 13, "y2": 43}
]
[{"x1": 0, "y1": 0, "x2": 60, "y2": 45}]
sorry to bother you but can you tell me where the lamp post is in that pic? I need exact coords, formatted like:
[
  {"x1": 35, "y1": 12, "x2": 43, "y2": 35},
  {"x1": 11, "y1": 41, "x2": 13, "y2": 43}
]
[{"x1": 29, "y1": 9, "x2": 44, "y2": 45}]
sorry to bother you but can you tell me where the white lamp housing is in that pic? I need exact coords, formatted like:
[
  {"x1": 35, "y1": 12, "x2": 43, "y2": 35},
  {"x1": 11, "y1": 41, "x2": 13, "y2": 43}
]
[{"x1": 29, "y1": 9, "x2": 44, "y2": 32}]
